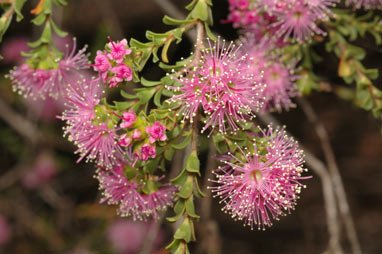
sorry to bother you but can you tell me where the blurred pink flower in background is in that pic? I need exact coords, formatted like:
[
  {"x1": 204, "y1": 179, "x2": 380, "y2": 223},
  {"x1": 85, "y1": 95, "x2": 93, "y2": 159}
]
[
  {"x1": 1, "y1": 37, "x2": 29, "y2": 64},
  {"x1": 0, "y1": 214, "x2": 11, "y2": 247},
  {"x1": 107, "y1": 219, "x2": 164, "y2": 254},
  {"x1": 22, "y1": 152, "x2": 58, "y2": 189}
]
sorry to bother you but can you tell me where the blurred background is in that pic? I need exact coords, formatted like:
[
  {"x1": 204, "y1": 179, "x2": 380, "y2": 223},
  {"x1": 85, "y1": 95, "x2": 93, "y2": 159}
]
[{"x1": 0, "y1": 0, "x2": 381, "y2": 253}]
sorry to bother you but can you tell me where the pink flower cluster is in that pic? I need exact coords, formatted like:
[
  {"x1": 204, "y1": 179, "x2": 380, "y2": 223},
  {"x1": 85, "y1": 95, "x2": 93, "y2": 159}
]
[
  {"x1": 241, "y1": 38, "x2": 298, "y2": 112},
  {"x1": 7, "y1": 38, "x2": 89, "y2": 99},
  {"x1": 210, "y1": 126, "x2": 310, "y2": 230},
  {"x1": 225, "y1": 0, "x2": 339, "y2": 43},
  {"x1": 96, "y1": 163, "x2": 177, "y2": 221},
  {"x1": 167, "y1": 39, "x2": 265, "y2": 135},
  {"x1": 116, "y1": 110, "x2": 167, "y2": 163},
  {"x1": 92, "y1": 38, "x2": 133, "y2": 87}
]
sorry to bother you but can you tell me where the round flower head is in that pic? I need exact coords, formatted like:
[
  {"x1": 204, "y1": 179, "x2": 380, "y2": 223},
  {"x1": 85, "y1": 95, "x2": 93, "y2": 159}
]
[
  {"x1": 60, "y1": 78, "x2": 104, "y2": 135},
  {"x1": 261, "y1": 61, "x2": 298, "y2": 112},
  {"x1": 96, "y1": 163, "x2": 177, "y2": 221},
  {"x1": 272, "y1": 1, "x2": 326, "y2": 42},
  {"x1": 346, "y1": 0, "x2": 382, "y2": 9},
  {"x1": 209, "y1": 126, "x2": 309, "y2": 230},
  {"x1": 167, "y1": 38, "x2": 265, "y2": 134},
  {"x1": 71, "y1": 122, "x2": 123, "y2": 168},
  {"x1": 7, "y1": 37, "x2": 89, "y2": 99}
]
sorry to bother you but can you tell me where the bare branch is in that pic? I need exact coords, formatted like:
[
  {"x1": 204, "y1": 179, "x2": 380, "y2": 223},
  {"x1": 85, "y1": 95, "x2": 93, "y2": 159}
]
[{"x1": 297, "y1": 97, "x2": 361, "y2": 254}]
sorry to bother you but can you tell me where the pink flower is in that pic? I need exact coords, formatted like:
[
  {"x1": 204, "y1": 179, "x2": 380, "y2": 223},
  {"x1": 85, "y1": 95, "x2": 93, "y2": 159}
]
[
  {"x1": 22, "y1": 152, "x2": 58, "y2": 189},
  {"x1": 119, "y1": 110, "x2": 136, "y2": 128},
  {"x1": 93, "y1": 50, "x2": 111, "y2": 73},
  {"x1": 118, "y1": 134, "x2": 132, "y2": 147},
  {"x1": 112, "y1": 63, "x2": 133, "y2": 82},
  {"x1": 168, "y1": 39, "x2": 265, "y2": 134},
  {"x1": 107, "y1": 38, "x2": 132, "y2": 63},
  {"x1": 131, "y1": 129, "x2": 142, "y2": 140},
  {"x1": 137, "y1": 144, "x2": 156, "y2": 161},
  {"x1": 8, "y1": 38, "x2": 89, "y2": 99},
  {"x1": 96, "y1": 164, "x2": 176, "y2": 221},
  {"x1": 0, "y1": 215, "x2": 11, "y2": 247},
  {"x1": 145, "y1": 122, "x2": 167, "y2": 143},
  {"x1": 60, "y1": 79, "x2": 103, "y2": 135},
  {"x1": 107, "y1": 220, "x2": 164, "y2": 254},
  {"x1": 210, "y1": 126, "x2": 310, "y2": 230},
  {"x1": 71, "y1": 122, "x2": 123, "y2": 168}
]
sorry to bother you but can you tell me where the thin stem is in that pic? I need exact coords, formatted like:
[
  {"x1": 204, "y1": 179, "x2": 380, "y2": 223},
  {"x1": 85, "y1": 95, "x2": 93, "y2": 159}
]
[
  {"x1": 0, "y1": 97, "x2": 41, "y2": 144},
  {"x1": 297, "y1": 97, "x2": 362, "y2": 254}
]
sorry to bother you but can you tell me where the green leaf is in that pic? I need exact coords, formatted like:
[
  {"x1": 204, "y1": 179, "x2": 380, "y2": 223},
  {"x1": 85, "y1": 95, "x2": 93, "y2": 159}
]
[
  {"x1": 140, "y1": 77, "x2": 161, "y2": 87},
  {"x1": 186, "y1": 150, "x2": 200, "y2": 176},
  {"x1": 0, "y1": 10, "x2": 13, "y2": 42},
  {"x1": 40, "y1": 22, "x2": 52, "y2": 43},
  {"x1": 171, "y1": 168, "x2": 188, "y2": 186},
  {"x1": 14, "y1": 0, "x2": 27, "y2": 22},
  {"x1": 31, "y1": 13, "x2": 46, "y2": 26},
  {"x1": 163, "y1": 15, "x2": 192, "y2": 26},
  {"x1": 185, "y1": 0, "x2": 198, "y2": 10},
  {"x1": 190, "y1": 0, "x2": 209, "y2": 21},
  {"x1": 174, "y1": 217, "x2": 192, "y2": 243},
  {"x1": 154, "y1": 86, "x2": 164, "y2": 107},
  {"x1": 204, "y1": 22, "x2": 217, "y2": 41},
  {"x1": 193, "y1": 176, "x2": 206, "y2": 198},
  {"x1": 136, "y1": 87, "x2": 156, "y2": 105},
  {"x1": 171, "y1": 133, "x2": 192, "y2": 149},
  {"x1": 164, "y1": 146, "x2": 175, "y2": 160},
  {"x1": 166, "y1": 239, "x2": 181, "y2": 253},
  {"x1": 50, "y1": 20, "x2": 68, "y2": 37},
  {"x1": 177, "y1": 176, "x2": 193, "y2": 199},
  {"x1": 52, "y1": 0, "x2": 67, "y2": 6},
  {"x1": 185, "y1": 197, "x2": 199, "y2": 219},
  {"x1": 121, "y1": 89, "x2": 137, "y2": 99},
  {"x1": 174, "y1": 199, "x2": 186, "y2": 215}
]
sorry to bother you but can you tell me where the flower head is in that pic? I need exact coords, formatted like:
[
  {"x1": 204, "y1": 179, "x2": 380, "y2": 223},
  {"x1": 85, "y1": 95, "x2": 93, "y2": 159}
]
[
  {"x1": 8, "y1": 38, "x2": 89, "y2": 99},
  {"x1": 119, "y1": 110, "x2": 136, "y2": 128},
  {"x1": 210, "y1": 126, "x2": 309, "y2": 230},
  {"x1": 96, "y1": 163, "x2": 176, "y2": 221},
  {"x1": 167, "y1": 39, "x2": 265, "y2": 134}
]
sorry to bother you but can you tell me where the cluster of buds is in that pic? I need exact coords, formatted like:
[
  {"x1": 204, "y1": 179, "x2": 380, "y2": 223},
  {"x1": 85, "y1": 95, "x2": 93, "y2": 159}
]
[
  {"x1": 92, "y1": 38, "x2": 133, "y2": 87},
  {"x1": 116, "y1": 110, "x2": 167, "y2": 164}
]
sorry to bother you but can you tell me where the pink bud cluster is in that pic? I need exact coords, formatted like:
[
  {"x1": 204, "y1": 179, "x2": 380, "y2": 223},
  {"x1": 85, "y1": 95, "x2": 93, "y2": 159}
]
[
  {"x1": 225, "y1": 0, "x2": 339, "y2": 43},
  {"x1": 92, "y1": 38, "x2": 133, "y2": 87},
  {"x1": 209, "y1": 126, "x2": 310, "y2": 230},
  {"x1": 96, "y1": 163, "x2": 177, "y2": 221},
  {"x1": 116, "y1": 110, "x2": 167, "y2": 163}
]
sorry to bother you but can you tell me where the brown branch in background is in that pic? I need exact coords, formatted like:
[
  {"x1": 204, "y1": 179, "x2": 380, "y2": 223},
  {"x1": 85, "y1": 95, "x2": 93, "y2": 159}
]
[
  {"x1": 195, "y1": 140, "x2": 222, "y2": 254},
  {"x1": 258, "y1": 112, "x2": 343, "y2": 254},
  {"x1": 0, "y1": 97, "x2": 41, "y2": 144},
  {"x1": 297, "y1": 97, "x2": 362, "y2": 254}
]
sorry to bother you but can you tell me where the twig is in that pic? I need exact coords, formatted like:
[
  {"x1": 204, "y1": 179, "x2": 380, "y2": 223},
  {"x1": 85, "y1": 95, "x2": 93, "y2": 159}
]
[
  {"x1": 0, "y1": 97, "x2": 41, "y2": 144},
  {"x1": 258, "y1": 112, "x2": 343, "y2": 254},
  {"x1": 297, "y1": 97, "x2": 362, "y2": 254}
]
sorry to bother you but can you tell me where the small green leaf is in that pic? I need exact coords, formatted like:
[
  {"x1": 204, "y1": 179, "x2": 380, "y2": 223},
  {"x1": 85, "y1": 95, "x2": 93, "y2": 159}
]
[
  {"x1": 190, "y1": 0, "x2": 209, "y2": 21},
  {"x1": 31, "y1": 13, "x2": 46, "y2": 26},
  {"x1": 154, "y1": 86, "x2": 164, "y2": 107},
  {"x1": 164, "y1": 147, "x2": 175, "y2": 161},
  {"x1": 121, "y1": 90, "x2": 138, "y2": 99},
  {"x1": 171, "y1": 133, "x2": 192, "y2": 150},
  {"x1": 140, "y1": 77, "x2": 161, "y2": 87},
  {"x1": 50, "y1": 20, "x2": 68, "y2": 37},
  {"x1": 40, "y1": 22, "x2": 52, "y2": 43},
  {"x1": 171, "y1": 168, "x2": 187, "y2": 186},
  {"x1": 193, "y1": 176, "x2": 206, "y2": 198},
  {"x1": 186, "y1": 150, "x2": 200, "y2": 176},
  {"x1": 163, "y1": 15, "x2": 192, "y2": 26},
  {"x1": 136, "y1": 87, "x2": 156, "y2": 104},
  {"x1": 174, "y1": 217, "x2": 192, "y2": 243},
  {"x1": 185, "y1": 197, "x2": 199, "y2": 219},
  {"x1": 177, "y1": 176, "x2": 193, "y2": 199},
  {"x1": 14, "y1": 0, "x2": 27, "y2": 22},
  {"x1": 204, "y1": 22, "x2": 217, "y2": 41}
]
